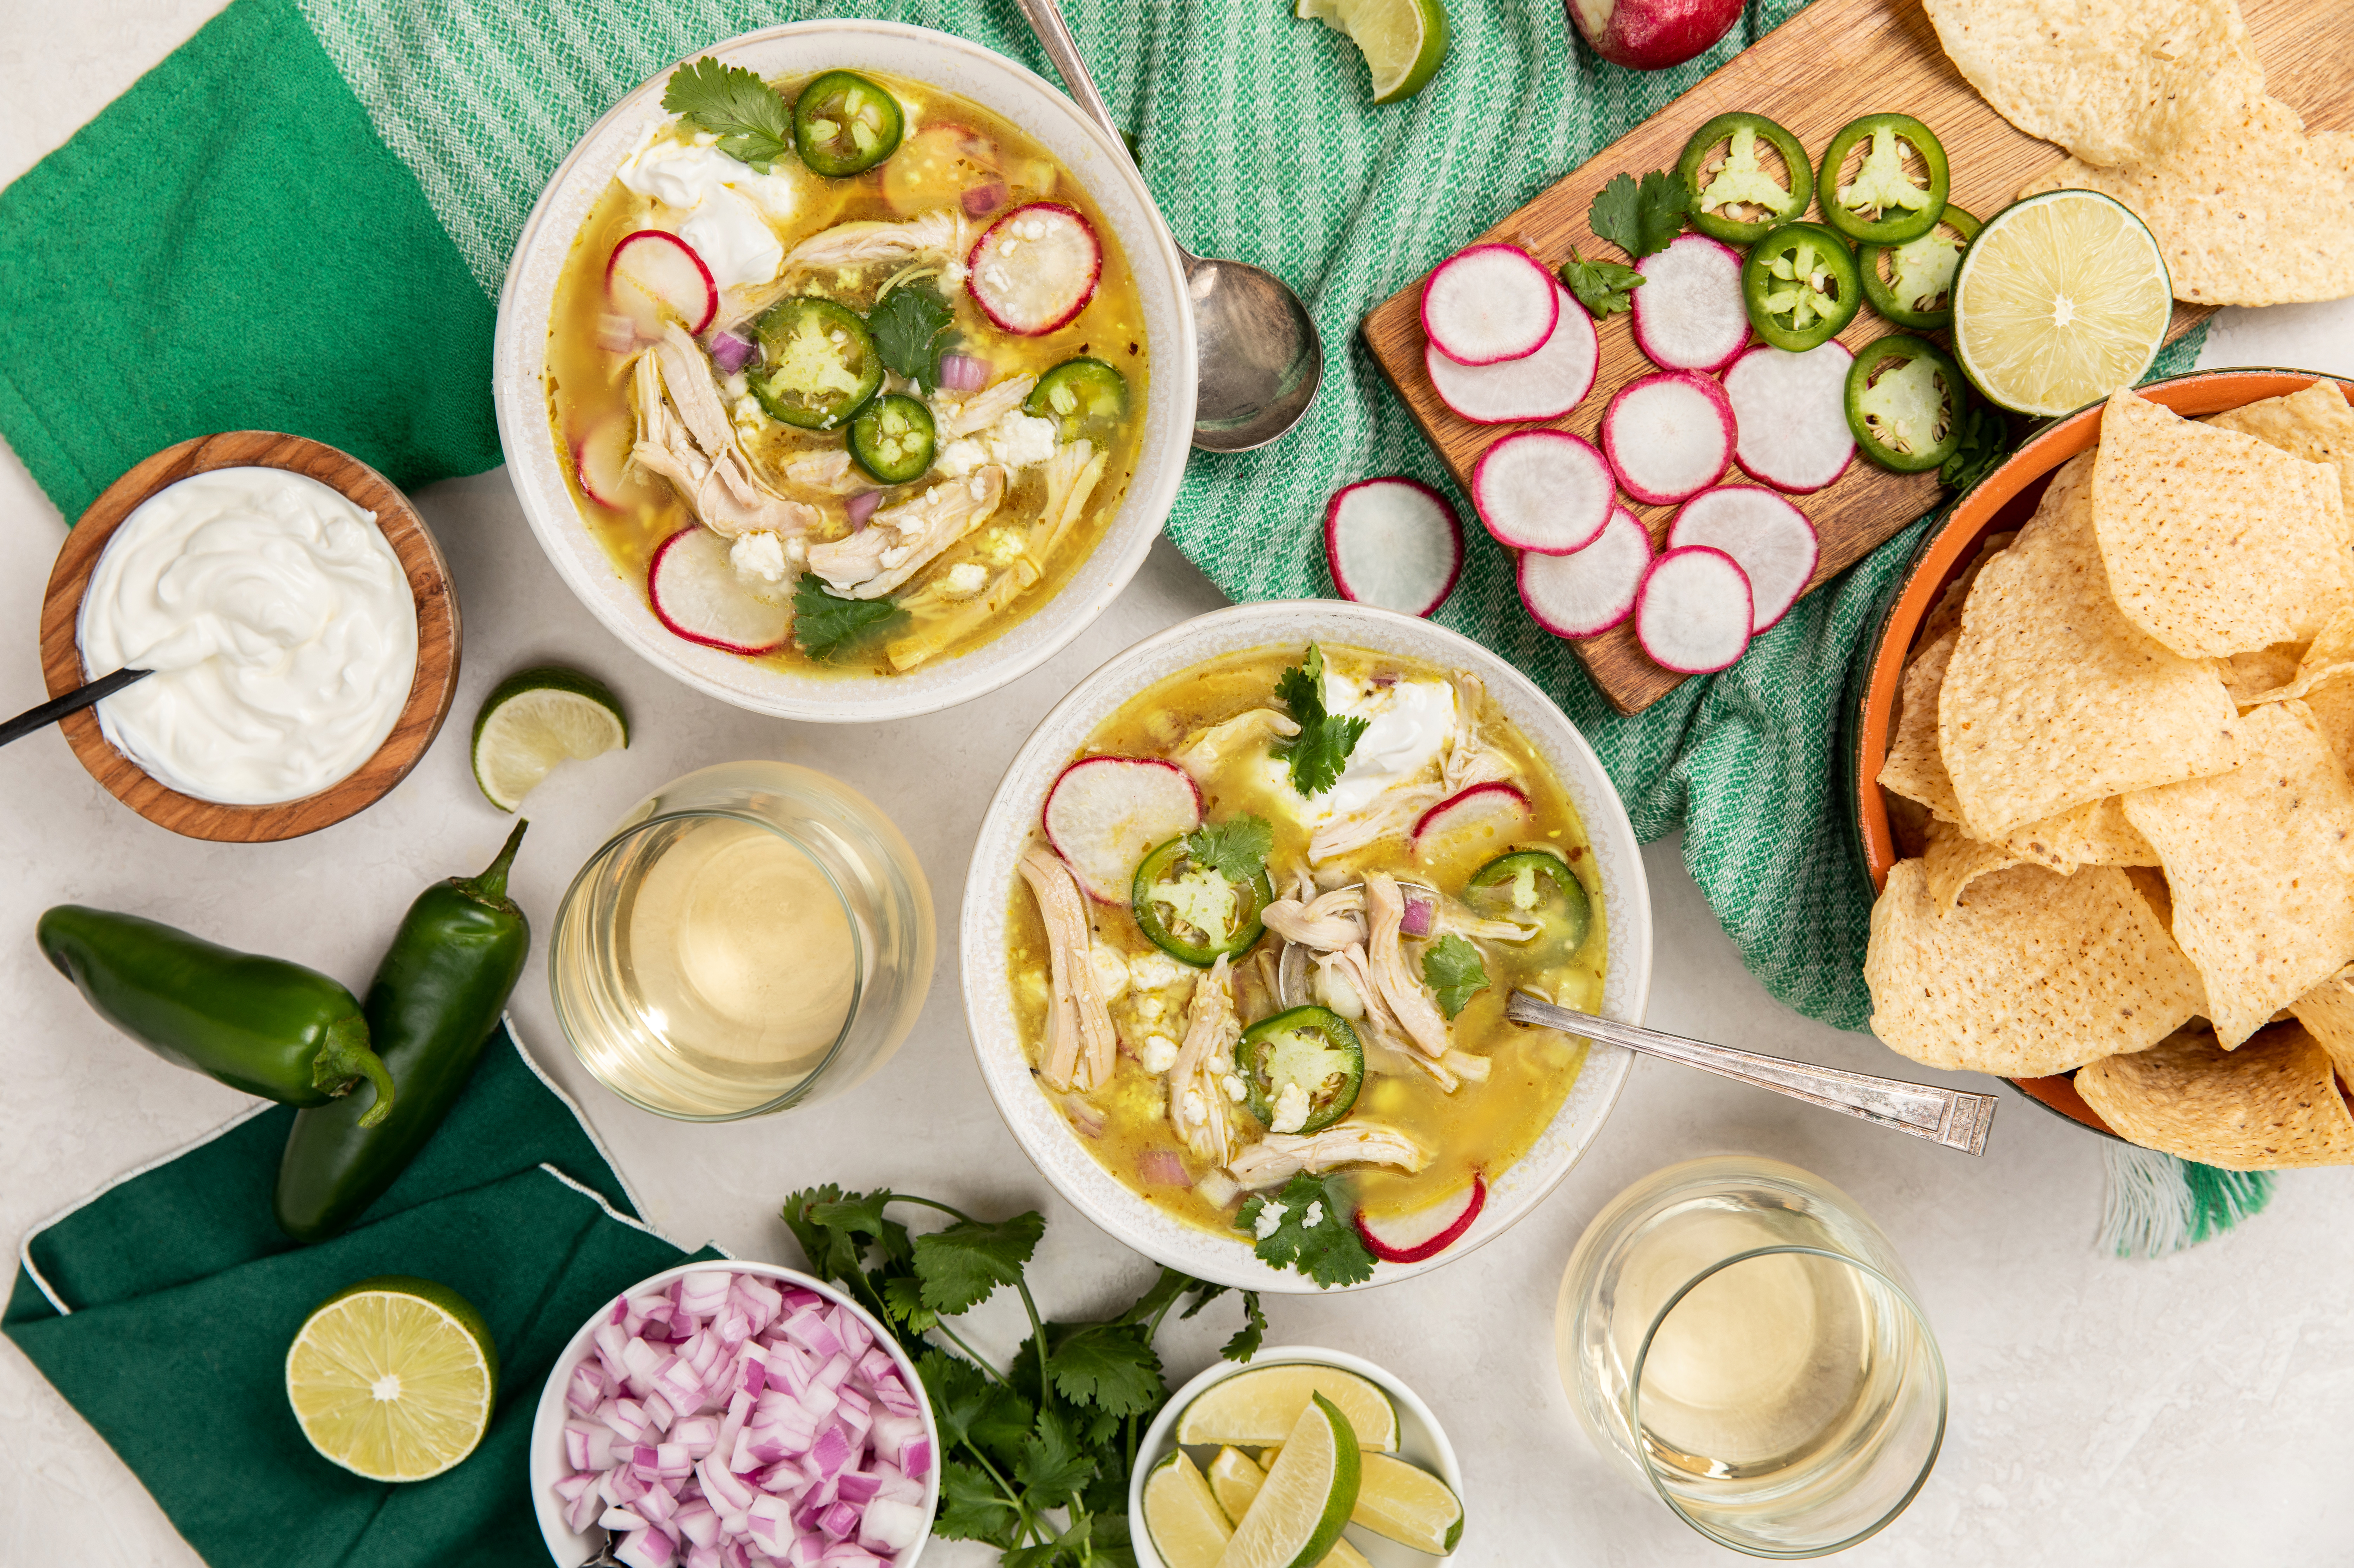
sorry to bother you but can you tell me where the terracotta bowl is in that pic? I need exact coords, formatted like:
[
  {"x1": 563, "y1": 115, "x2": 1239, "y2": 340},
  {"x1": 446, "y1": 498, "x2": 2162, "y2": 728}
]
[
  {"x1": 38, "y1": 431, "x2": 460, "y2": 842},
  {"x1": 1846, "y1": 368, "x2": 2354, "y2": 1136}
]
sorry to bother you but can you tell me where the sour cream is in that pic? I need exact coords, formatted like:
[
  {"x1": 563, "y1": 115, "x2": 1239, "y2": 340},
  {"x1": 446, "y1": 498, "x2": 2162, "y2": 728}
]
[
  {"x1": 616, "y1": 127, "x2": 798, "y2": 290},
  {"x1": 78, "y1": 468, "x2": 418, "y2": 806},
  {"x1": 1289, "y1": 674, "x2": 1457, "y2": 823}
]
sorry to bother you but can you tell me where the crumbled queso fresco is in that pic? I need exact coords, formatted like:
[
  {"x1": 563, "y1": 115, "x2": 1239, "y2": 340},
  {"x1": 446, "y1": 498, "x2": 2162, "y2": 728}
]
[{"x1": 1254, "y1": 1202, "x2": 1288, "y2": 1241}]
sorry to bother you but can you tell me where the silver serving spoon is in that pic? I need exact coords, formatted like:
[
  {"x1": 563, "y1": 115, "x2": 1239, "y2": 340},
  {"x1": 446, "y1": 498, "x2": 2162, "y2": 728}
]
[{"x1": 1008, "y1": 0, "x2": 1324, "y2": 452}]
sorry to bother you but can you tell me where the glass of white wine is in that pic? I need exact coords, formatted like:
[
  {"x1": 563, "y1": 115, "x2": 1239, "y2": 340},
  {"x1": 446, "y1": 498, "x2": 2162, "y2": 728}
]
[
  {"x1": 1556, "y1": 1156, "x2": 1946, "y2": 1558},
  {"x1": 551, "y1": 761, "x2": 936, "y2": 1120}
]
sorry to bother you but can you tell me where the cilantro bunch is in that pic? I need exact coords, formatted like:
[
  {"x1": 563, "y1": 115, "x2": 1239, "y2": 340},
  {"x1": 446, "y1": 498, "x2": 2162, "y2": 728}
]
[
  {"x1": 784, "y1": 1187, "x2": 1266, "y2": 1566},
  {"x1": 1272, "y1": 644, "x2": 1369, "y2": 798}
]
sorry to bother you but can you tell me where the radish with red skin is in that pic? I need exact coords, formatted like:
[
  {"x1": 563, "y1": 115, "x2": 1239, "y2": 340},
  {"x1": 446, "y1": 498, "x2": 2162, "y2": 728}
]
[
  {"x1": 1420, "y1": 245, "x2": 1559, "y2": 365},
  {"x1": 1721, "y1": 343, "x2": 1855, "y2": 493},
  {"x1": 1357, "y1": 1175, "x2": 1485, "y2": 1262},
  {"x1": 1411, "y1": 782, "x2": 1532, "y2": 854},
  {"x1": 1602, "y1": 370, "x2": 1735, "y2": 505},
  {"x1": 1629, "y1": 233, "x2": 1750, "y2": 373},
  {"x1": 647, "y1": 526, "x2": 792, "y2": 654},
  {"x1": 1517, "y1": 505, "x2": 1653, "y2": 638},
  {"x1": 1471, "y1": 430, "x2": 1614, "y2": 555},
  {"x1": 1424, "y1": 283, "x2": 1597, "y2": 423},
  {"x1": 607, "y1": 230, "x2": 717, "y2": 337},
  {"x1": 574, "y1": 417, "x2": 643, "y2": 510},
  {"x1": 1041, "y1": 756, "x2": 1203, "y2": 903},
  {"x1": 966, "y1": 203, "x2": 1102, "y2": 336},
  {"x1": 1635, "y1": 546, "x2": 1753, "y2": 673},
  {"x1": 1325, "y1": 479, "x2": 1463, "y2": 617},
  {"x1": 1569, "y1": 0, "x2": 1743, "y2": 69},
  {"x1": 1665, "y1": 486, "x2": 1820, "y2": 632}
]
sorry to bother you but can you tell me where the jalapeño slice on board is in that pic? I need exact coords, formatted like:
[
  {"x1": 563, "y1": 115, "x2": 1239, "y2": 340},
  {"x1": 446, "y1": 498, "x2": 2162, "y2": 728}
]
[
  {"x1": 1818, "y1": 113, "x2": 1949, "y2": 245},
  {"x1": 1677, "y1": 112, "x2": 1815, "y2": 245},
  {"x1": 1846, "y1": 334, "x2": 1969, "y2": 473},
  {"x1": 1859, "y1": 207, "x2": 1979, "y2": 330},
  {"x1": 1743, "y1": 221, "x2": 1862, "y2": 351}
]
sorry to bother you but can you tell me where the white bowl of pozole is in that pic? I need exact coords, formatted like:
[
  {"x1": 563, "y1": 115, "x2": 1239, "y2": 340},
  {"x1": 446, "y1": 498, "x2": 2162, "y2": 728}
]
[
  {"x1": 963, "y1": 602, "x2": 1653, "y2": 1292},
  {"x1": 494, "y1": 22, "x2": 1194, "y2": 721}
]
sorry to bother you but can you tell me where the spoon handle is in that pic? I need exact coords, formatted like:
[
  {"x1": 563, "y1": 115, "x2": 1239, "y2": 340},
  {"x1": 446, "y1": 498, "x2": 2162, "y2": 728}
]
[
  {"x1": 1505, "y1": 990, "x2": 1997, "y2": 1155},
  {"x1": 0, "y1": 667, "x2": 151, "y2": 750},
  {"x1": 1007, "y1": 0, "x2": 1124, "y2": 148}
]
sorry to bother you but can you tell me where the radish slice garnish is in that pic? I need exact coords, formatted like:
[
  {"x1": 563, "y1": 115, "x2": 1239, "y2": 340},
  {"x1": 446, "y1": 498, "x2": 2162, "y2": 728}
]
[
  {"x1": 1629, "y1": 233, "x2": 1751, "y2": 374},
  {"x1": 574, "y1": 417, "x2": 643, "y2": 510},
  {"x1": 1602, "y1": 370, "x2": 1736, "y2": 505},
  {"x1": 1411, "y1": 782, "x2": 1532, "y2": 854},
  {"x1": 1665, "y1": 486, "x2": 1820, "y2": 633},
  {"x1": 1420, "y1": 244, "x2": 1560, "y2": 366},
  {"x1": 1425, "y1": 283, "x2": 1598, "y2": 423},
  {"x1": 1325, "y1": 478, "x2": 1464, "y2": 617},
  {"x1": 1636, "y1": 546, "x2": 1754, "y2": 674},
  {"x1": 966, "y1": 203, "x2": 1102, "y2": 336},
  {"x1": 1517, "y1": 506, "x2": 1654, "y2": 638},
  {"x1": 647, "y1": 526, "x2": 793, "y2": 655},
  {"x1": 607, "y1": 229, "x2": 718, "y2": 338},
  {"x1": 1471, "y1": 430, "x2": 1614, "y2": 555},
  {"x1": 1721, "y1": 343, "x2": 1856, "y2": 494},
  {"x1": 1357, "y1": 1174, "x2": 1486, "y2": 1262},
  {"x1": 1041, "y1": 756, "x2": 1203, "y2": 903}
]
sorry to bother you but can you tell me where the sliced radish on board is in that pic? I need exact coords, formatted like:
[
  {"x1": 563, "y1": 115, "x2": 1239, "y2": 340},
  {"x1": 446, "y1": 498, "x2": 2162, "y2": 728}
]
[
  {"x1": 1517, "y1": 505, "x2": 1654, "y2": 638},
  {"x1": 1602, "y1": 370, "x2": 1735, "y2": 505},
  {"x1": 1325, "y1": 478, "x2": 1464, "y2": 617},
  {"x1": 1425, "y1": 283, "x2": 1598, "y2": 423},
  {"x1": 967, "y1": 203, "x2": 1102, "y2": 336},
  {"x1": 573, "y1": 417, "x2": 643, "y2": 510},
  {"x1": 607, "y1": 229, "x2": 718, "y2": 337},
  {"x1": 1357, "y1": 1175, "x2": 1486, "y2": 1262},
  {"x1": 1629, "y1": 233, "x2": 1751, "y2": 374},
  {"x1": 1042, "y1": 756, "x2": 1204, "y2": 903},
  {"x1": 1471, "y1": 430, "x2": 1614, "y2": 555},
  {"x1": 1421, "y1": 245, "x2": 1560, "y2": 365},
  {"x1": 647, "y1": 526, "x2": 792, "y2": 654},
  {"x1": 1721, "y1": 343, "x2": 1856, "y2": 493},
  {"x1": 1411, "y1": 782, "x2": 1533, "y2": 855},
  {"x1": 1635, "y1": 546, "x2": 1754, "y2": 674},
  {"x1": 1665, "y1": 486, "x2": 1820, "y2": 633}
]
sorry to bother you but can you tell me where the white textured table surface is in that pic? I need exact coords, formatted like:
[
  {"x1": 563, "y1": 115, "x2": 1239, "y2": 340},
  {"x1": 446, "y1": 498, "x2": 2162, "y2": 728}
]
[{"x1": 6, "y1": 7, "x2": 2354, "y2": 1564}]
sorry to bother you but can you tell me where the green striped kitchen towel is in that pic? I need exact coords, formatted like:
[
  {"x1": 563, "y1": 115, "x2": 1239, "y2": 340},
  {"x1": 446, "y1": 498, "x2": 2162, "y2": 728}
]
[{"x1": 0, "y1": 0, "x2": 2206, "y2": 1033}]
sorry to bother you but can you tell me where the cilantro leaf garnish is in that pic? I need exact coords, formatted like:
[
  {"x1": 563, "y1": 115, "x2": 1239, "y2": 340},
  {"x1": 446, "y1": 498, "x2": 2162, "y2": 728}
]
[
  {"x1": 793, "y1": 572, "x2": 906, "y2": 661},
  {"x1": 867, "y1": 284, "x2": 957, "y2": 388},
  {"x1": 1236, "y1": 1171, "x2": 1377, "y2": 1289},
  {"x1": 911, "y1": 1210, "x2": 1044, "y2": 1314},
  {"x1": 1184, "y1": 814, "x2": 1273, "y2": 883},
  {"x1": 1272, "y1": 644, "x2": 1369, "y2": 798},
  {"x1": 1421, "y1": 933, "x2": 1490, "y2": 1019},
  {"x1": 662, "y1": 57, "x2": 796, "y2": 172},
  {"x1": 1588, "y1": 168, "x2": 1690, "y2": 259},
  {"x1": 1561, "y1": 246, "x2": 1645, "y2": 318}
]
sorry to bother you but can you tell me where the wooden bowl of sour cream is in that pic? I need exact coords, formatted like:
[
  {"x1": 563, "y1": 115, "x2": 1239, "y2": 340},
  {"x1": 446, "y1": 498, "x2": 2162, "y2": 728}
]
[{"x1": 38, "y1": 431, "x2": 460, "y2": 842}]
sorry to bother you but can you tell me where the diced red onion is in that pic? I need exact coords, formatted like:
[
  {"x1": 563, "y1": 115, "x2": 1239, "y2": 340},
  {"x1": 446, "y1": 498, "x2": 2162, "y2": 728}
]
[
  {"x1": 1139, "y1": 1150, "x2": 1192, "y2": 1187},
  {"x1": 845, "y1": 491, "x2": 883, "y2": 530},
  {"x1": 936, "y1": 352, "x2": 992, "y2": 393},
  {"x1": 961, "y1": 183, "x2": 1007, "y2": 218},
  {"x1": 1402, "y1": 891, "x2": 1435, "y2": 937},
  {"x1": 598, "y1": 313, "x2": 639, "y2": 354},
  {"x1": 859, "y1": 1499, "x2": 926, "y2": 1554},
  {"x1": 703, "y1": 333, "x2": 755, "y2": 377},
  {"x1": 614, "y1": 1527, "x2": 677, "y2": 1568}
]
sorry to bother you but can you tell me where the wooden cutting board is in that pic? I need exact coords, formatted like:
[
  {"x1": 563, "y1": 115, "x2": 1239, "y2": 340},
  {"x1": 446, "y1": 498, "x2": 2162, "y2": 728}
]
[{"x1": 1362, "y1": 0, "x2": 2354, "y2": 714}]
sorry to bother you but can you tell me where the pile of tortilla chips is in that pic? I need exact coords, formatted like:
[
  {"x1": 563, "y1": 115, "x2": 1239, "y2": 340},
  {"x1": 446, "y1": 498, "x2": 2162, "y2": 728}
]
[
  {"x1": 1868, "y1": 380, "x2": 2354, "y2": 1170},
  {"x1": 1923, "y1": 0, "x2": 2354, "y2": 306}
]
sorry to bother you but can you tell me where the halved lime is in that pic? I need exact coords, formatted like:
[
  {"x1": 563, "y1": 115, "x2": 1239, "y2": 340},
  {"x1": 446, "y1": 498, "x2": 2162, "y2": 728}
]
[
  {"x1": 285, "y1": 1275, "x2": 498, "y2": 1482},
  {"x1": 470, "y1": 665, "x2": 629, "y2": 811},
  {"x1": 1354, "y1": 1451, "x2": 1465, "y2": 1553},
  {"x1": 1296, "y1": 0, "x2": 1449, "y2": 104},
  {"x1": 1220, "y1": 1394, "x2": 1363, "y2": 1568},
  {"x1": 1176, "y1": 1364, "x2": 1399, "y2": 1452},
  {"x1": 1143, "y1": 1451, "x2": 1231, "y2": 1568},
  {"x1": 1951, "y1": 190, "x2": 2172, "y2": 417}
]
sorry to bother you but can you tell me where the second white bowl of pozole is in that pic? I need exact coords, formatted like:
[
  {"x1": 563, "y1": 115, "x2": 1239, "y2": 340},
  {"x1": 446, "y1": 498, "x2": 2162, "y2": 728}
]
[{"x1": 962, "y1": 601, "x2": 1653, "y2": 1292}]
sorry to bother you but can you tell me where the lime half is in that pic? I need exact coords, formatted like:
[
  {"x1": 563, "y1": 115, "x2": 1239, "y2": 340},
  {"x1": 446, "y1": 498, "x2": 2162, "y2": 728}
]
[
  {"x1": 470, "y1": 665, "x2": 629, "y2": 811},
  {"x1": 1219, "y1": 1394, "x2": 1363, "y2": 1568},
  {"x1": 286, "y1": 1275, "x2": 498, "y2": 1482},
  {"x1": 1297, "y1": 0, "x2": 1449, "y2": 104},
  {"x1": 1952, "y1": 190, "x2": 2172, "y2": 417}
]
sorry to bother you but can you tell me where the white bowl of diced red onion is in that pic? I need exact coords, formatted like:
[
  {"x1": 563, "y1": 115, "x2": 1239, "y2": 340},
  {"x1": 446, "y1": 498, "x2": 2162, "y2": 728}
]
[{"x1": 531, "y1": 1261, "x2": 940, "y2": 1568}]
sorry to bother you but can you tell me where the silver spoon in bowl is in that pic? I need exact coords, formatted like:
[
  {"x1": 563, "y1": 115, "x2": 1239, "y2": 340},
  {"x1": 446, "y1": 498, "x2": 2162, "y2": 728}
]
[{"x1": 1007, "y1": 0, "x2": 1325, "y2": 452}]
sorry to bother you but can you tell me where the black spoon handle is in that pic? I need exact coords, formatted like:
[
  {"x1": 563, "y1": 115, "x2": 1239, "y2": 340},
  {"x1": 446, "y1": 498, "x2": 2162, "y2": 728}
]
[{"x1": 0, "y1": 667, "x2": 152, "y2": 749}]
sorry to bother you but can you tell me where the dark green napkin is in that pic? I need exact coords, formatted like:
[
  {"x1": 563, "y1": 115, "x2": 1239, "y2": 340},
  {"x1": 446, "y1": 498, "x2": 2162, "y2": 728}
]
[{"x1": 4, "y1": 1027, "x2": 717, "y2": 1568}]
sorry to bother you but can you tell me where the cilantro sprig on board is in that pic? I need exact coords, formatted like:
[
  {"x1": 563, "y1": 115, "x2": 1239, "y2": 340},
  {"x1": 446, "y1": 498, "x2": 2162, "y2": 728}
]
[
  {"x1": 662, "y1": 57, "x2": 796, "y2": 172},
  {"x1": 1560, "y1": 246, "x2": 1645, "y2": 319},
  {"x1": 1236, "y1": 1172, "x2": 1376, "y2": 1289},
  {"x1": 1588, "y1": 169, "x2": 1690, "y2": 260},
  {"x1": 1272, "y1": 644, "x2": 1370, "y2": 799}
]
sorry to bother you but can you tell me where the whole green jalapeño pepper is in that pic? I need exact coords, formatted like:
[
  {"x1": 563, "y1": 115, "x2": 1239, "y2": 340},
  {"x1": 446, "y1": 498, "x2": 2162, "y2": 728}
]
[
  {"x1": 36, "y1": 907, "x2": 396, "y2": 1125},
  {"x1": 274, "y1": 822, "x2": 533, "y2": 1243}
]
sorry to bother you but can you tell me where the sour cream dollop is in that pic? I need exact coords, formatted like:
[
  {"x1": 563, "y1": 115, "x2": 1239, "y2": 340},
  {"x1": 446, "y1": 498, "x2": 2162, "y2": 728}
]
[
  {"x1": 78, "y1": 467, "x2": 419, "y2": 806},
  {"x1": 616, "y1": 128, "x2": 798, "y2": 290},
  {"x1": 1298, "y1": 674, "x2": 1457, "y2": 822}
]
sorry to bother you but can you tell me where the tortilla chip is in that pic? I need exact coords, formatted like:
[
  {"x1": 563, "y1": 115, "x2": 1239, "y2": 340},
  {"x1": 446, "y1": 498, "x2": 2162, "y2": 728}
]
[
  {"x1": 1880, "y1": 630, "x2": 1963, "y2": 820},
  {"x1": 1916, "y1": 530, "x2": 2017, "y2": 653},
  {"x1": 2221, "y1": 642, "x2": 2310, "y2": 704},
  {"x1": 1939, "y1": 453, "x2": 2242, "y2": 838},
  {"x1": 2207, "y1": 380, "x2": 2354, "y2": 521},
  {"x1": 1922, "y1": 817, "x2": 2025, "y2": 911},
  {"x1": 2020, "y1": 97, "x2": 2354, "y2": 306},
  {"x1": 2075, "y1": 1023, "x2": 2354, "y2": 1169},
  {"x1": 2288, "y1": 965, "x2": 2354, "y2": 1087},
  {"x1": 1923, "y1": 0, "x2": 2261, "y2": 167},
  {"x1": 2308, "y1": 677, "x2": 2354, "y2": 779},
  {"x1": 2090, "y1": 390, "x2": 2353, "y2": 658},
  {"x1": 2120, "y1": 701, "x2": 2354, "y2": 1046},
  {"x1": 2237, "y1": 610, "x2": 2354, "y2": 707},
  {"x1": 1866, "y1": 859, "x2": 2205, "y2": 1077},
  {"x1": 2000, "y1": 795, "x2": 2161, "y2": 871}
]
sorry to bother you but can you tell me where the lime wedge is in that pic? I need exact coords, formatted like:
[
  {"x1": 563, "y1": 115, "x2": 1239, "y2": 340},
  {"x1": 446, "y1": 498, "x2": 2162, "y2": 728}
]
[
  {"x1": 1354, "y1": 1451, "x2": 1465, "y2": 1554},
  {"x1": 1210, "y1": 1449, "x2": 1377, "y2": 1568},
  {"x1": 1144, "y1": 1452, "x2": 1232, "y2": 1568},
  {"x1": 469, "y1": 665, "x2": 628, "y2": 811},
  {"x1": 1220, "y1": 1394, "x2": 1362, "y2": 1568},
  {"x1": 1296, "y1": 0, "x2": 1449, "y2": 104},
  {"x1": 285, "y1": 1275, "x2": 498, "y2": 1482},
  {"x1": 1177, "y1": 1364, "x2": 1399, "y2": 1452},
  {"x1": 1952, "y1": 190, "x2": 2172, "y2": 417}
]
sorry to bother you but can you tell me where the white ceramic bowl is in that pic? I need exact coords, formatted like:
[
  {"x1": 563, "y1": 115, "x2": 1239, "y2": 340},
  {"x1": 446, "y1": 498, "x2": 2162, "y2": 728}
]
[
  {"x1": 529, "y1": 1260, "x2": 942, "y2": 1565},
  {"x1": 1127, "y1": 1346, "x2": 1465, "y2": 1567},
  {"x1": 961, "y1": 600, "x2": 1655, "y2": 1293},
  {"x1": 493, "y1": 21, "x2": 1197, "y2": 722}
]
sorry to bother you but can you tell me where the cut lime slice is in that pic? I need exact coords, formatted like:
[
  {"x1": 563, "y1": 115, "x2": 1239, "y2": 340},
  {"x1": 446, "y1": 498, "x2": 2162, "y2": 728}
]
[
  {"x1": 469, "y1": 665, "x2": 628, "y2": 811},
  {"x1": 1143, "y1": 1451, "x2": 1231, "y2": 1568},
  {"x1": 1354, "y1": 1451, "x2": 1465, "y2": 1554},
  {"x1": 1221, "y1": 1394, "x2": 1363, "y2": 1568},
  {"x1": 1296, "y1": 0, "x2": 1449, "y2": 104},
  {"x1": 1951, "y1": 190, "x2": 2172, "y2": 418},
  {"x1": 1210, "y1": 1448, "x2": 1377, "y2": 1567},
  {"x1": 285, "y1": 1275, "x2": 498, "y2": 1482},
  {"x1": 1176, "y1": 1364, "x2": 1399, "y2": 1452}
]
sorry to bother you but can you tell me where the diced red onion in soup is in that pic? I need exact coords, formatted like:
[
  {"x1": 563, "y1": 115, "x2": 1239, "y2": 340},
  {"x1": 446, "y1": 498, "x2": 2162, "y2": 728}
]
[
  {"x1": 1402, "y1": 891, "x2": 1435, "y2": 937},
  {"x1": 1139, "y1": 1151, "x2": 1191, "y2": 1187},
  {"x1": 596, "y1": 313, "x2": 638, "y2": 353},
  {"x1": 937, "y1": 353, "x2": 993, "y2": 393},
  {"x1": 705, "y1": 330, "x2": 756, "y2": 375},
  {"x1": 961, "y1": 183, "x2": 1007, "y2": 219},
  {"x1": 846, "y1": 491, "x2": 883, "y2": 529}
]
